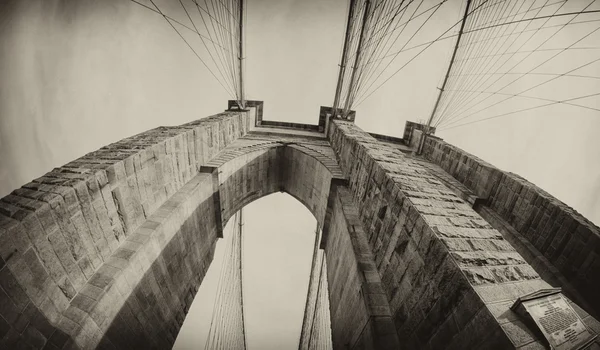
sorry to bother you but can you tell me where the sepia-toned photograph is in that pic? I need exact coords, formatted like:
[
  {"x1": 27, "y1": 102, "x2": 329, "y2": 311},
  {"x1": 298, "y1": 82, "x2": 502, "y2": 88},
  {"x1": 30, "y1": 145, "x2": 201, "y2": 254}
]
[{"x1": 0, "y1": 0, "x2": 599, "y2": 349}]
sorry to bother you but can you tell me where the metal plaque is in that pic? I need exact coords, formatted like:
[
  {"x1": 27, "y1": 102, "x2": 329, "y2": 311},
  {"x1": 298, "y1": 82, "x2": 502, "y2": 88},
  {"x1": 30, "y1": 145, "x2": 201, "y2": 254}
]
[{"x1": 512, "y1": 289, "x2": 597, "y2": 350}]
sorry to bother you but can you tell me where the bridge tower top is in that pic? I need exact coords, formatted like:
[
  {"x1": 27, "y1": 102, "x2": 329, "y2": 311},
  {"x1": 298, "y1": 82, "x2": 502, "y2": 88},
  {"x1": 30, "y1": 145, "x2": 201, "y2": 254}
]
[{"x1": 227, "y1": 100, "x2": 356, "y2": 134}]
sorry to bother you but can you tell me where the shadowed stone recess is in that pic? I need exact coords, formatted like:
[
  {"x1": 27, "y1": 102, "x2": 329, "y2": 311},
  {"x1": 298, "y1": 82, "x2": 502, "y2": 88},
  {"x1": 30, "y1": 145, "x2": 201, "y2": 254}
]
[{"x1": 325, "y1": 186, "x2": 400, "y2": 349}]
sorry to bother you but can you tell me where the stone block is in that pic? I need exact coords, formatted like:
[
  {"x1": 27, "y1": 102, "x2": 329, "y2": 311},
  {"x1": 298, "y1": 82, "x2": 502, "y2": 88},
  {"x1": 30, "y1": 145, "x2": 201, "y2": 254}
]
[
  {"x1": 22, "y1": 248, "x2": 49, "y2": 288},
  {"x1": 22, "y1": 323, "x2": 47, "y2": 348},
  {"x1": 446, "y1": 307, "x2": 502, "y2": 350},
  {"x1": 79, "y1": 284, "x2": 106, "y2": 302},
  {"x1": 0, "y1": 221, "x2": 31, "y2": 264},
  {"x1": 88, "y1": 273, "x2": 114, "y2": 292},
  {"x1": 501, "y1": 320, "x2": 538, "y2": 348},
  {"x1": 12, "y1": 302, "x2": 35, "y2": 333},
  {"x1": 0, "y1": 268, "x2": 29, "y2": 312},
  {"x1": 46, "y1": 231, "x2": 85, "y2": 291},
  {"x1": 426, "y1": 312, "x2": 459, "y2": 350}
]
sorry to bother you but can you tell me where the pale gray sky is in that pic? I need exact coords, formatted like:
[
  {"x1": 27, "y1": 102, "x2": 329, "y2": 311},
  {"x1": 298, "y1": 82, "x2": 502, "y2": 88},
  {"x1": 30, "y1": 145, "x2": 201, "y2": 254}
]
[
  {"x1": 0, "y1": 0, "x2": 599, "y2": 349},
  {"x1": 174, "y1": 194, "x2": 316, "y2": 349}
]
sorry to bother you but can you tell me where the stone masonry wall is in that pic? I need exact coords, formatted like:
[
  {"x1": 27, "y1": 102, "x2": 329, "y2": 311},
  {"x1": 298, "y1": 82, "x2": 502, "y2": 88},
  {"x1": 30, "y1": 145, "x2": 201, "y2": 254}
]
[
  {"x1": 50, "y1": 172, "x2": 217, "y2": 348},
  {"x1": 329, "y1": 119, "x2": 600, "y2": 349},
  {"x1": 0, "y1": 108, "x2": 255, "y2": 348},
  {"x1": 5, "y1": 103, "x2": 598, "y2": 349},
  {"x1": 89, "y1": 124, "x2": 348, "y2": 349},
  {"x1": 98, "y1": 173, "x2": 218, "y2": 349},
  {"x1": 324, "y1": 186, "x2": 399, "y2": 349},
  {"x1": 405, "y1": 156, "x2": 594, "y2": 315},
  {"x1": 35, "y1": 117, "x2": 347, "y2": 348},
  {"x1": 422, "y1": 136, "x2": 600, "y2": 318}
]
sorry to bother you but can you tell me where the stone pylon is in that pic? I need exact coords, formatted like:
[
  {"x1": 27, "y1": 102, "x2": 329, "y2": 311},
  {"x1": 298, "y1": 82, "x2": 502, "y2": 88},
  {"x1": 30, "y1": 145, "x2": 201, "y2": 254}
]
[{"x1": 1, "y1": 102, "x2": 599, "y2": 349}]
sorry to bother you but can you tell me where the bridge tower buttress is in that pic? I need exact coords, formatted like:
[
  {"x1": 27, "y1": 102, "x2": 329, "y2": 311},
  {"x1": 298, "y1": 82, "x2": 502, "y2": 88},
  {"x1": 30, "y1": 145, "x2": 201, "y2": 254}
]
[{"x1": 0, "y1": 102, "x2": 599, "y2": 349}]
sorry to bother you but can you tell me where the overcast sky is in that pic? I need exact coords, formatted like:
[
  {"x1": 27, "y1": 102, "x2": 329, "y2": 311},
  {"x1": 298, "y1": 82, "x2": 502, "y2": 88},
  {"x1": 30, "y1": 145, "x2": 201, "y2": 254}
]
[{"x1": 0, "y1": 0, "x2": 599, "y2": 349}]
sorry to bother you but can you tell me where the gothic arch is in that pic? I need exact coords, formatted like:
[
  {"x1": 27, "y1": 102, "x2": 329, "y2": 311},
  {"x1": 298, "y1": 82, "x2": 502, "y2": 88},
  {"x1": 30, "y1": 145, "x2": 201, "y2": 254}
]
[
  {"x1": 0, "y1": 101, "x2": 402, "y2": 350},
  {"x1": 208, "y1": 139, "x2": 346, "y2": 228},
  {"x1": 91, "y1": 135, "x2": 351, "y2": 349},
  {"x1": 8, "y1": 104, "x2": 586, "y2": 350}
]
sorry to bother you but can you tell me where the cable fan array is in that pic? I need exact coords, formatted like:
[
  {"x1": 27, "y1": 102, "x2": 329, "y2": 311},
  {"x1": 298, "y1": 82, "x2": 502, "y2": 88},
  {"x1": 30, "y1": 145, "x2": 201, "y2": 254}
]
[
  {"x1": 131, "y1": 0, "x2": 246, "y2": 107},
  {"x1": 205, "y1": 210, "x2": 247, "y2": 350},
  {"x1": 333, "y1": 0, "x2": 600, "y2": 129},
  {"x1": 333, "y1": 0, "x2": 458, "y2": 117},
  {"x1": 428, "y1": 0, "x2": 600, "y2": 131},
  {"x1": 298, "y1": 227, "x2": 333, "y2": 350}
]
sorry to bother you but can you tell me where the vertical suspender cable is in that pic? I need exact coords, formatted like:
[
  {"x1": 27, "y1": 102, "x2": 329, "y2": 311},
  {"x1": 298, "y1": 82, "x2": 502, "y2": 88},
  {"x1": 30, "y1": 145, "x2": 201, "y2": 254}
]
[
  {"x1": 307, "y1": 252, "x2": 326, "y2": 350},
  {"x1": 238, "y1": 0, "x2": 246, "y2": 108},
  {"x1": 333, "y1": 0, "x2": 358, "y2": 116},
  {"x1": 298, "y1": 224, "x2": 322, "y2": 350},
  {"x1": 418, "y1": 0, "x2": 473, "y2": 154},
  {"x1": 204, "y1": 209, "x2": 247, "y2": 350},
  {"x1": 343, "y1": 0, "x2": 373, "y2": 117},
  {"x1": 239, "y1": 209, "x2": 248, "y2": 350}
]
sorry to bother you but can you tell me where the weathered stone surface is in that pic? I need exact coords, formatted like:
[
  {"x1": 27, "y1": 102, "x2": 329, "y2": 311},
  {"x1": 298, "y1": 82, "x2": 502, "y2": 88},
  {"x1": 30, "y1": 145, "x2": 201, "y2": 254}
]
[
  {"x1": 2, "y1": 105, "x2": 599, "y2": 349},
  {"x1": 0, "y1": 107, "x2": 257, "y2": 349},
  {"x1": 422, "y1": 134, "x2": 600, "y2": 319},
  {"x1": 330, "y1": 119, "x2": 600, "y2": 349},
  {"x1": 324, "y1": 186, "x2": 399, "y2": 349}
]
